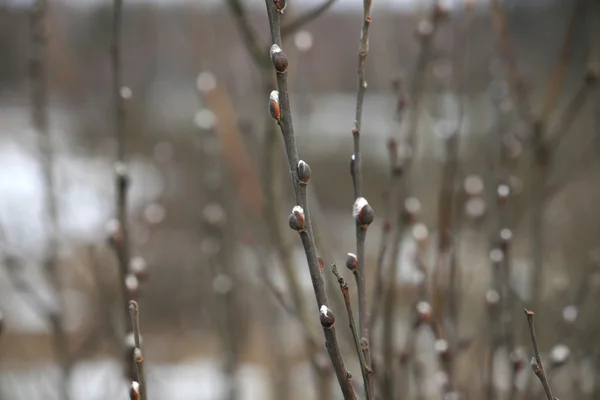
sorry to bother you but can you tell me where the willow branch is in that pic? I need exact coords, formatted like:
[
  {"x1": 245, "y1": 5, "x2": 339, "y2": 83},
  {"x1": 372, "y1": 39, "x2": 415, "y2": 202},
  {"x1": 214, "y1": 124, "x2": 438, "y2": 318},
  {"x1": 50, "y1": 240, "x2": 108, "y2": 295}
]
[
  {"x1": 351, "y1": 8, "x2": 373, "y2": 392},
  {"x1": 332, "y1": 264, "x2": 372, "y2": 400},
  {"x1": 264, "y1": 2, "x2": 356, "y2": 398},
  {"x1": 281, "y1": 0, "x2": 338, "y2": 38},
  {"x1": 524, "y1": 309, "x2": 558, "y2": 400},
  {"x1": 129, "y1": 301, "x2": 148, "y2": 400},
  {"x1": 110, "y1": 0, "x2": 136, "y2": 382}
]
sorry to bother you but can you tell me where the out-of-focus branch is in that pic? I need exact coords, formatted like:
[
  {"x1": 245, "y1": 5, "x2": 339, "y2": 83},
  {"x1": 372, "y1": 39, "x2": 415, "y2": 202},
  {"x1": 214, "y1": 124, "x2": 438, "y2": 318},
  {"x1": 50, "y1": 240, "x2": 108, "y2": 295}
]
[
  {"x1": 547, "y1": 72, "x2": 597, "y2": 153},
  {"x1": 264, "y1": 1, "x2": 356, "y2": 398},
  {"x1": 524, "y1": 309, "x2": 558, "y2": 400},
  {"x1": 281, "y1": 0, "x2": 338, "y2": 38},
  {"x1": 226, "y1": 0, "x2": 268, "y2": 67},
  {"x1": 110, "y1": 0, "x2": 136, "y2": 383},
  {"x1": 381, "y1": 3, "x2": 444, "y2": 397},
  {"x1": 128, "y1": 301, "x2": 147, "y2": 400},
  {"x1": 30, "y1": 2, "x2": 71, "y2": 399},
  {"x1": 539, "y1": 0, "x2": 587, "y2": 124},
  {"x1": 406, "y1": 2, "x2": 446, "y2": 149},
  {"x1": 489, "y1": 0, "x2": 529, "y2": 119}
]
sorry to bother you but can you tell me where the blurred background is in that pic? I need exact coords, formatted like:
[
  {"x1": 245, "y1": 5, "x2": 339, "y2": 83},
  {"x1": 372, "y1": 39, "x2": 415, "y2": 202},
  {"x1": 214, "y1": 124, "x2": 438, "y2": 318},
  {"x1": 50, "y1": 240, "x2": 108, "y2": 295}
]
[{"x1": 0, "y1": 0, "x2": 599, "y2": 399}]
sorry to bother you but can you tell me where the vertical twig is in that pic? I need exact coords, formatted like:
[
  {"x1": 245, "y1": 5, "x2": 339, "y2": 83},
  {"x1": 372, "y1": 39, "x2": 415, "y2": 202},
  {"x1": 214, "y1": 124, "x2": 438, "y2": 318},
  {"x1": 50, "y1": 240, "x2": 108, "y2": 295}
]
[
  {"x1": 380, "y1": 3, "x2": 444, "y2": 397},
  {"x1": 351, "y1": 3, "x2": 375, "y2": 397},
  {"x1": 110, "y1": 0, "x2": 135, "y2": 382},
  {"x1": 332, "y1": 264, "x2": 372, "y2": 400},
  {"x1": 128, "y1": 301, "x2": 148, "y2": 400},
  {"x1": 265, "y1": 1, "x2": 356, "y2": 398},
  {"x1": 226, "y1": 1, "x2": 336, "y2": 397},
  {"x1": 524, "y1": 309, "x2": 557, "y2": 400}
]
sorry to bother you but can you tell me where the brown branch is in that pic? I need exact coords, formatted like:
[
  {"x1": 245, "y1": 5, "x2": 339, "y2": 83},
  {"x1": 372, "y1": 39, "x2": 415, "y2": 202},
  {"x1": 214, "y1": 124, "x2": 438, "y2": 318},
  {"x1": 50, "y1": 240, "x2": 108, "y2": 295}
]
[
  {"x1": 264, "y1": 1, "x2": 356, "y2": 398},
  {"x1": 524, "y1": 309, "x2": 558, "y2": 400},
  {"x1": 110, "y1": 0, "x2": 136, "y2": 383},
  {"x1": 332, "y1": 264, "x2": 372, "y2": 400},
  {"x1": 350, "y1": 6, "x2": 374, "y2": 395},
  {"x1": 281, "y1": 0, "x2": 338, "y2": 38},
  {"x1": 225, "y1": 2, "x2": 332, "y2": 396},
  {"x1": 129, "y1": 301, "x2": 148, "y2": 400}
]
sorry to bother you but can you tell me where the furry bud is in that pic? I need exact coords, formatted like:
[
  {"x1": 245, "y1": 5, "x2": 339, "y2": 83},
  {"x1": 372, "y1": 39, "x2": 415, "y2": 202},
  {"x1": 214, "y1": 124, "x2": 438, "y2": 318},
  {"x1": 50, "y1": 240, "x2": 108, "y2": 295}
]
[
  {"x1": 319, "y1": 305, "x2": 335, "y2": 328},
  {"x1": 130, "y1": 381, "x2": 140, "y2": 400},
  {"x1": 274, "y1": 0, "x2": 287, "y2": 14},
  {"x1": 270, "y1": 44, "x2": 288, "y2": 73},
  {"x1": 288, "y1": 206, "x2": 305, "y2": 231},
  {"x1": 353, "y1": 197, "x2": 374, "y2": 227},
  {"x1": 297, "y1": 160, "x2": 311, "y2": 184},
  {"x1": 346, "y1": 253, "x2": 358, "y2": 272},
  {"x1": 269, "y1": 90, "x2": 281, "y2": 121}
]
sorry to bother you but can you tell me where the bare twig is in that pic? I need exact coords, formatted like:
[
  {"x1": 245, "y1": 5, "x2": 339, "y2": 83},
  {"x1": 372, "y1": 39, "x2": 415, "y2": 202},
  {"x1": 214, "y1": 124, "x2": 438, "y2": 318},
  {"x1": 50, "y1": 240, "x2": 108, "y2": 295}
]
[
  {"x1": 332, "y1": 264, "x2": 372, "y2": 400},
  {"x1": 350, "y1": 5, "x2": 374, "y2": 396},
  {"x1": 264, "y1": 1, "x2": 356, "y2": 398},
  {"x1": 281, "y1": 0, "x2": 338, "y2": 38},
  {"x1": 128, "y1": 301, "x2": 148, "y2": 400},
  {"x1": 226, "y1": 1, "x2": 335, "y2": 397},
  {"x1": 110, "y1": 0, "x2": 136, "y2": 382},
  {"x1": 381, "y1": 3, "x2": 443, "y2": 397},
  {"x1": 524, "y1": 309, "x2": 557, "y2": 400}
]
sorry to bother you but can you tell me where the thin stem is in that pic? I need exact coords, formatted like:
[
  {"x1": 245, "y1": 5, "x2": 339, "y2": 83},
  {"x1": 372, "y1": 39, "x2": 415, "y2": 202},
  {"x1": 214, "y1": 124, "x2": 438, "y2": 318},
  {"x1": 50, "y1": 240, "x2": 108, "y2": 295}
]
[
  {"x1": 129, "y1": 301, "x2": 148, "y2": 400},
  {"x1": 332, "y1": 264, "x2": 372, "y2": 400},
  {"x1": 352, "y1": 3, "x2": 374, "y2": 398},
  {"x1": 111, "y1": 0, "x2": 135, "y2": 382},
  {"x1": 227, "y1": 2, "x2": 333, "y2": 396},
  {"x1": 264, "y1": 2, "x2": 356, "y2": 398},
  {"x1": 281, "y1": 0, "x2": 338, "y2": 38},
  {"x1": 352, "y1": 0, "x2": 372, "y2": 319},
  {"x1": 524, "y1": 309, "x2": 557, "y2": 400}
]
